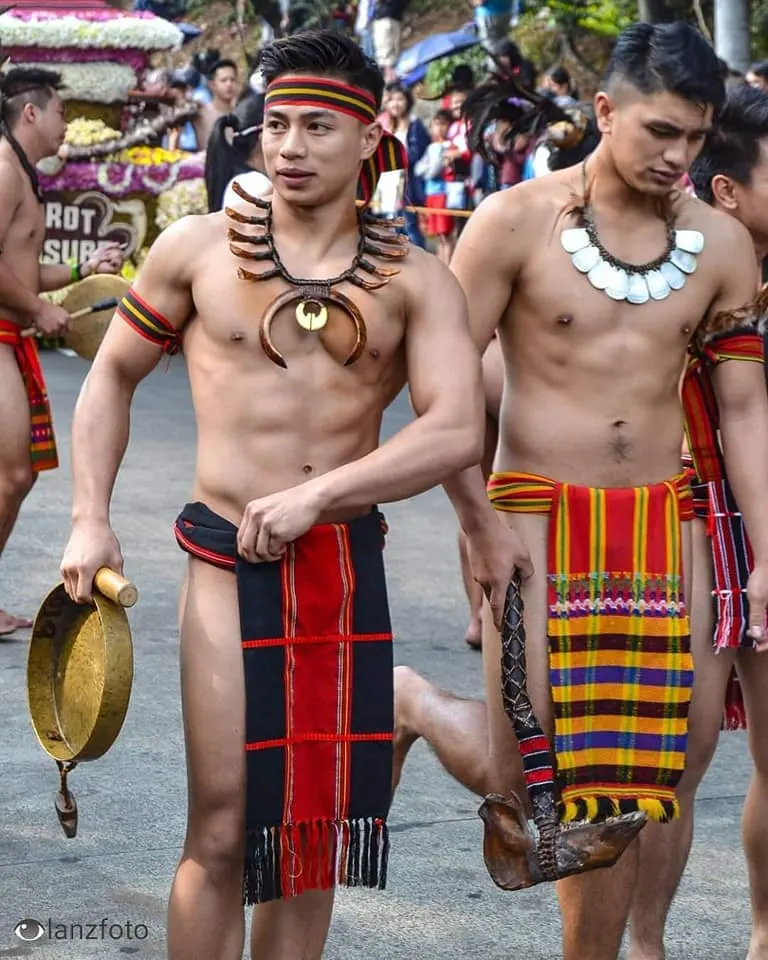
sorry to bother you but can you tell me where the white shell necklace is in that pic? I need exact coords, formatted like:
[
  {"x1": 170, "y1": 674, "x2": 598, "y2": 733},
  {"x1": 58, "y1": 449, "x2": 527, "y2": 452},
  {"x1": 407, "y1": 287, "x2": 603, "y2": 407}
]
[{"x1": 560, "y1": 163, "x2": 704, "y2": 304}]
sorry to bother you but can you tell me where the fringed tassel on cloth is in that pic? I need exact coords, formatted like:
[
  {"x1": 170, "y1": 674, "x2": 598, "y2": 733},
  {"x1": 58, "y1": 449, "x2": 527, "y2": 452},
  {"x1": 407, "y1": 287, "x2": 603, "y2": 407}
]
[
  {"x1": 559, "y1": 795, "x2": 679, "y2": 825},
  {"x1": 243, "y1": 819, "x2": 389, "y2": 906}
]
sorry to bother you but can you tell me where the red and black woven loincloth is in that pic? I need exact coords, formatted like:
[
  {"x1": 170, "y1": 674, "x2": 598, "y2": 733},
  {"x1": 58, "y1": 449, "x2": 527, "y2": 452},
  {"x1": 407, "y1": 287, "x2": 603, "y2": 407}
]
[{"x1": 174, "y1": 501, "x2": 394, "y2": 903}]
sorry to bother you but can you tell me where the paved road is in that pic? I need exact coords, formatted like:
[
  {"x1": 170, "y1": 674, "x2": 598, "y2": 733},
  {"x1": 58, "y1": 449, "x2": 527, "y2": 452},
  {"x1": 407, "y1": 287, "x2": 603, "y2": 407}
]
[{"x1": 0, "y1": 352, "x2": 755, "y2": 959}]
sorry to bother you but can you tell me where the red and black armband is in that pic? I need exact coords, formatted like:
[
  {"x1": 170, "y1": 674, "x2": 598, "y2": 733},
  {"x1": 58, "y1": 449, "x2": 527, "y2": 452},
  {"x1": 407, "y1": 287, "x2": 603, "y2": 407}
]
[{"x1": 117, "y1": 288, "x2": 181, "y2": 355}]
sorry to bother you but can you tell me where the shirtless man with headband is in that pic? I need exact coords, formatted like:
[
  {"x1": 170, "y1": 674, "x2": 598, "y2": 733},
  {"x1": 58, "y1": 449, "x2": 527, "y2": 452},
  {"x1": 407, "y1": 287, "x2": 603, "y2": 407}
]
[
  {"x1": 393, "y1": 23, "x2": 768, "y2": 960},
  {"x1": 0, "y1": 67, "x2": 123, "y2": 635},
  {"x1": 60, "y1": 31, "x2": 482, "y2": 960}
]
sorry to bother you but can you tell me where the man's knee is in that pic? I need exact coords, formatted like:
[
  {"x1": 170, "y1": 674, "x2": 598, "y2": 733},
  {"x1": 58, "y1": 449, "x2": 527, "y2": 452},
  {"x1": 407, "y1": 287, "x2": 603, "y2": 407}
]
[
  {"x1": 185, "y1": 803, "x2": 244, "y2": 878},
  {"x1": 0, "y1": 460, "x2": 35, "y2": 505}
]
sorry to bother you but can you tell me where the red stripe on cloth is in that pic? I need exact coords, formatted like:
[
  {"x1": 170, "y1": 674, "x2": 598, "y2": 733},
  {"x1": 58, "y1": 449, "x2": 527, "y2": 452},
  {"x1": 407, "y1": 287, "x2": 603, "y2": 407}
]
[
  {"x1": 518, "y1": 735, "x2": 550, "y2": 757},
  {"x1": 247, "y1": 732, "x2": 392, "y2": 750},
  {"x1": 173, "y1": 526, "x2": 235, "y2": 569},
  {"x1": 242, "y1": 631, "x2": 391, "y2": 649},
  {"x1": 289, "y1": 525, "x2": 347, "y2": 826},
  {"x1": 605, "y1": 487, "x2": 635, "y2": 575},
  {"x1": 525, "y1": 768, "x2": 556, "y2": 785}
]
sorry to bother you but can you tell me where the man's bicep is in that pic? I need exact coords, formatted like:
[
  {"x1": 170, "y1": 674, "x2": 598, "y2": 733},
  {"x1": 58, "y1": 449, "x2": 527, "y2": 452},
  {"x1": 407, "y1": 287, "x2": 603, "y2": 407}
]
[
  {"x1": 449, "y1": 192, "x2": 521, "y2": 349},
  {"x1": 406, "y1": 258, "x2": 483, "y2": 421},
  {"x1": 94, "y1": 220, "x2": 195, "y2": 385},
  {"x1": 705, "y1": 220, "x2": 760, "y2": 328}
]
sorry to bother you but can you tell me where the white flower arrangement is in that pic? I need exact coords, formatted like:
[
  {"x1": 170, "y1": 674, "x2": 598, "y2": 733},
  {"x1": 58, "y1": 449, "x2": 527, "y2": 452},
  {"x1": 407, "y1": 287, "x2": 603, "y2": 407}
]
[
  {"x1": 24, "y1": 62, "x2": 137, "y2": 103},
  {"x1": 156, "y1": 178, "x2": 207, "y2": 231},
  {"x1": 0, "y1": 13, "x2": 183, "y2": 51}
]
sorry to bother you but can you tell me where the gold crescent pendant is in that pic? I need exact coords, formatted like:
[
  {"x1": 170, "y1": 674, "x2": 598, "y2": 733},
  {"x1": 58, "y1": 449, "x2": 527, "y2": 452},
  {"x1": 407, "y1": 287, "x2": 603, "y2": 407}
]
[{"x1": 295, "y1": 298, "x2": 328, "y2": 332}]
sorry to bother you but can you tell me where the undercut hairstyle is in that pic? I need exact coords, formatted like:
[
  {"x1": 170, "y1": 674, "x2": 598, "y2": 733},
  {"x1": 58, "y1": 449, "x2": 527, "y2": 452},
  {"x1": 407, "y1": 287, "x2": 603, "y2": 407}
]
[
  {"x1": 689, "y1": 84, "x2": 768, "y2": 205},
  {"x1": 259, "y1": 29, "x2": 384, "y2": 112},
  {"x1": 0, "y1": 67, "x2": 64, "y2": 129},
  {"x1": 603, "y1": 21, "x2": 725, "y2": 114}
]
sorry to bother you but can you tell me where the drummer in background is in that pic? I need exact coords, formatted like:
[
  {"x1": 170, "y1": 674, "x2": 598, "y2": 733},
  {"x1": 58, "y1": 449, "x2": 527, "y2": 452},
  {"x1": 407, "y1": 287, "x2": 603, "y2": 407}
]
[{"x1": 0, "y1": 67, "x2": 124, "y2": 636}]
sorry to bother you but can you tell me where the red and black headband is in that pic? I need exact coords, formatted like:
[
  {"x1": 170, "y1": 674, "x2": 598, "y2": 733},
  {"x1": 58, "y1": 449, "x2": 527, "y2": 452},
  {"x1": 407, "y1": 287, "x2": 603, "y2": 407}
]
[{"x1": 265, "y1": 75, "x2": 408, "y2": 205}]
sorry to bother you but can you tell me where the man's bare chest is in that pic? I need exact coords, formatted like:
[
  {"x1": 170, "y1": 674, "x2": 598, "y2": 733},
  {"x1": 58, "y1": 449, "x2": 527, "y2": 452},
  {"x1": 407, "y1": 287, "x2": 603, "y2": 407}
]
[
  {"x1": 192, "y1": 257, "x2": 407, "y2": 373},
  {"x1": 517, "y1": 243, "x2": 714, "y2": 343},
  {"x1": 4, "y1": 200, "x2": 44, "y2": 255}
]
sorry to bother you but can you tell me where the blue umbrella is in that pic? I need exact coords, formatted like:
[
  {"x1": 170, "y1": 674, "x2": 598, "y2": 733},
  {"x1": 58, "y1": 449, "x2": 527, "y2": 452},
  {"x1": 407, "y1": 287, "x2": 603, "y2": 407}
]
[
  {"x1": 176, "y1": 21, "x2": 202, "y2": 43},
  {"x1": 395, "y1": 27, "x2": 479, "y2": 80}
]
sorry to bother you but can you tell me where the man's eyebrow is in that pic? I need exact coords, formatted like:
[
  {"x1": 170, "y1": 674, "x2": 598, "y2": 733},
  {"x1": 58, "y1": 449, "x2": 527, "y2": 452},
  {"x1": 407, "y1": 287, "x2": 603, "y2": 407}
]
[
  {"x1": 266, "y1": 108, "x2": 337, "y2": 122},
  {"x1": 646, "y1": 118, "x2": 712, "y2": 135}
]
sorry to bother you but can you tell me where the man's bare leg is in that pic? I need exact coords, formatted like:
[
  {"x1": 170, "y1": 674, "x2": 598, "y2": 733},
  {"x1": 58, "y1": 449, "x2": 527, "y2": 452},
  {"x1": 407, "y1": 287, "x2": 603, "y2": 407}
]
[
  {"x1": 168, "y1": 558, "x2": 334, "y2": 960},
  {"x1": 628, "y1": 519, "x2": 733, "y2": 960},
  {"x1": 737, "y1": 650, "x2": 768, "y2": 960},
  {"x1": 459, "y1": 528, "x2": 484, "y2": 649},
  {"x1": 395, "y1": 513, "x2": 552, "y2": 801},
  {"x1": 0, "y1": 343, "x2": 36, "y2": 634},
  {"x1": 251, "y1": 890, "x2": 334, "y2": 960}
]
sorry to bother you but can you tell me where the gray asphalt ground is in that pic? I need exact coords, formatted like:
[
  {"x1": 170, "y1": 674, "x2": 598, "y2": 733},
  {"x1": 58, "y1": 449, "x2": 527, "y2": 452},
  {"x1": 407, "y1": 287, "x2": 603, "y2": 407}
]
[{"x1": 0, "y1": 352, "x2": 755, "y2": 959}]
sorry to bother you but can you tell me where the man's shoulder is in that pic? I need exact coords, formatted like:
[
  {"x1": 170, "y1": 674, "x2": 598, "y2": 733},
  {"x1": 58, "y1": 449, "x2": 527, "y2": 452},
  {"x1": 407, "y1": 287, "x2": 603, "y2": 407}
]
[
  {"x1": 398, "y1": 243, "x2": 463, "y2": 303},
  {"x1": 471, "y1": 172, "x2": 570, "y2": 230},
  {"x1": 677, "y1": 192, "x2": 749, "y2": 248}
]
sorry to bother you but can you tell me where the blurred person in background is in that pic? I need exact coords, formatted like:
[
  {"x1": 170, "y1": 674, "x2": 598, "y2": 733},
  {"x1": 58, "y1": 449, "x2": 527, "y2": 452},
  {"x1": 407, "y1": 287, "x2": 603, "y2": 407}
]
[
  {"x1": 472, "y1": 0, "x2": 512, "y2": 71},
  {"x1": 204, "y1": 94, "x2": 267, "y2": 212},
  {"x1": 746, "y1": 61, "x2": 768, "y2": 91},
  {"x1": 371, "y1": 0, "x2": 409, "y2": 82},
  {"x1": 540, "y1": 64, "x2": 577, "y2": 107},
  {"x1": 377, "y1": 83, "x2": 429, "y2": 247},
  {"x1": 165, "y1": 67, "x2": 200, "y2": 152},
  {"x1": 195, "y1": 58, "x2": 240, "y2": 150}
]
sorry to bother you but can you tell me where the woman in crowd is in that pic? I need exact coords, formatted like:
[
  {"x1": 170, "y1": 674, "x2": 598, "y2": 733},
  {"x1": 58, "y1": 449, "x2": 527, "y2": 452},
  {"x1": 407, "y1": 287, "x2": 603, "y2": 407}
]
[
  {"x1": 377, "y1": 83, "x2": 430, "y2": 247},
  {"x1": 204, "y1": 93, "x2": 268, "y2": 213}
]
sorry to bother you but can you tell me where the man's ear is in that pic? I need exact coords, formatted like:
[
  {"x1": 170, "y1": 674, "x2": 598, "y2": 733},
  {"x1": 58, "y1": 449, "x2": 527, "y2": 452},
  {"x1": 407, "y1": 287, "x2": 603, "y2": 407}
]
[
  {"x1": 711, "y1": 173, "x2": 738, "y2": 211},
  {"x1": 361, "y1": 121, "x2": 383, "y2": 160},
  {"x1": 593, "y1": 91, "x2": 615, "y2": 136},
  {"x1": 21, "y1": 101, "x2": 37, "y2": 125}
]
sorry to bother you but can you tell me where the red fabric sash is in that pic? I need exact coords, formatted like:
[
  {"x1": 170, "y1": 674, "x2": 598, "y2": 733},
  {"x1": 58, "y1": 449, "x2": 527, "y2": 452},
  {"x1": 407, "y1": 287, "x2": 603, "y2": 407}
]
[
  {"x1": 0, "y1": 319, "x2": 58, "y2": 472},
  {"x1": 682, "y1": 329, "x2": 764, "y2": 483}
]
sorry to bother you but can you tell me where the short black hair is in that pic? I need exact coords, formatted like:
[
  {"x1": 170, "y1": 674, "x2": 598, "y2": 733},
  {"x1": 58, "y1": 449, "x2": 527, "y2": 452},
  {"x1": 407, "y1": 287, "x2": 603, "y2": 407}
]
[
  {"x1": 603, "y1": 21, "x2": 725, "y2": 114},
  {"x1": 749, "y1": 60, "x2": 768, "y2": 81},
  {"x1": 0, "y1": 67, "x2": 63, "y2": 129},
  {"x1": 259, "y1": 29, "x2": 384, "y2": 111},
  {"x1": 208, "y1": 58, "x2": 237, "y2": 80},
  {"x1": 689, "y1": 84, "x2": 768, "y2": 204},
  {"x1": 433, "y1": 109, "x2": 453, "y2": 125}
]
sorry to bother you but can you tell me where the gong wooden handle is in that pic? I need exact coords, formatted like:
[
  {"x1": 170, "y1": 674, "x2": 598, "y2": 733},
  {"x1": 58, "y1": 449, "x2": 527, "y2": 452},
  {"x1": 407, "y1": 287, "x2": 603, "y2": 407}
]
[{"x1": 94, "y1": 568, "x2": 138, "y2": 608}]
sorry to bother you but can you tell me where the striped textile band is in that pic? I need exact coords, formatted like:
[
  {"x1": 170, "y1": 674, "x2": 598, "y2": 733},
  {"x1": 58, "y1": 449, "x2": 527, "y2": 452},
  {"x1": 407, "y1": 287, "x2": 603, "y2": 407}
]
[
  {"x1": 682, "y1": 327, "x2": 764, "y2": 483},
  {"x1": 117, "y1": 288, "x2": 180, "y2": 355},
  {"x1": 488, "y1": 470, "x2": 694, "y2": 824},
  {"x1": 264, "y1": 75, "x2": 408, "y2": 204},
  {"x1": 0, "y1": 320, "x2": 58, "y2": 472}
]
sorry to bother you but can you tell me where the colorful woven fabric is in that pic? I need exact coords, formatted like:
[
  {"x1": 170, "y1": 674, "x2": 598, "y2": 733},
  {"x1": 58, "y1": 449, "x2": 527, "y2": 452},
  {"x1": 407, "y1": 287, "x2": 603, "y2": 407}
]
[
  {"x1": 117, "y1": 288, "x2": 180, "y2": 354},
  {"x1": 0, "y1": 319, "x2": 58, "y2": 472},
  {"x1": 174, "y1": 501, "x2": 394, "y2": 903},
  {"x1": 685, "y1": 460, "x2": 750, "y2": 731},
  {"x1": 488, "y1": 471, "x2": 694, "y2": 823},
  {"x1": 264, "y1": 75, "x2": 408, "y2": 205},
  {"x1": 682, "y1": 328, "x2": 764, "y2": 483},
  {"x1": 681, "y1": 320, "x2": 766, "y2": 731}
]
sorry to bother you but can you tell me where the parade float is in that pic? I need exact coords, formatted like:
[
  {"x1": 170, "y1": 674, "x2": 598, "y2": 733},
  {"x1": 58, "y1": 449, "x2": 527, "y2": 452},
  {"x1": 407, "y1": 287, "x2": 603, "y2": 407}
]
[{"x1": 0, "y1": 0, "x2": 208, "y2": 287}]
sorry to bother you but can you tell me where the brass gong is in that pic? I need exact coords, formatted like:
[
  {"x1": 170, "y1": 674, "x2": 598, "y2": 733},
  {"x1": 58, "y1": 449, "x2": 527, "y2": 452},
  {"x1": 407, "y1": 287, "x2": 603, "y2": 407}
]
[
  {"x1": 61, "y1": 275, "x2": 130, "y2": 361},
  {"x1": 27, "y1": 568, "x2": 137, "y2": 837}
]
